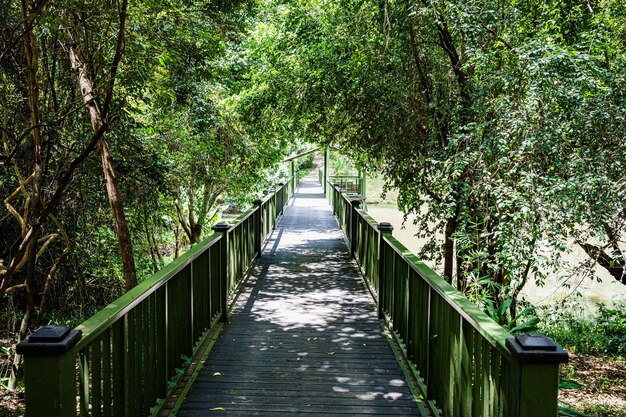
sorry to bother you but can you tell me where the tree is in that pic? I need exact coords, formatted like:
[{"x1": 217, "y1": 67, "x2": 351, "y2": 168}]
[{"x1": 230, "y1": 0, "x2": 626, "y2": 322}]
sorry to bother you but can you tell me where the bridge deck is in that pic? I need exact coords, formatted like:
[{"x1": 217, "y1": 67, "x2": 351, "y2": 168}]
[{"x1": 178, "y1": 174, "x2": 424, "y2": 416}]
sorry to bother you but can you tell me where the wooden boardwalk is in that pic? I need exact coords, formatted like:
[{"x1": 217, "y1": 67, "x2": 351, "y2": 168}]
[{"x1": 178, "y1": 174, "x2": 424, "y2": 416}]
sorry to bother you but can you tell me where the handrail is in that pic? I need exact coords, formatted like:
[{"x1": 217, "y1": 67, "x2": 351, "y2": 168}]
[
  {"x1": 75, "y1": 233, "x2": 222, "y2": 351},
  {"x1": 281, "y1": 147, "x2": 320, "y2": 162},
  {"x1": 326, "y1": 180, "x2": 567, "y2": 417},
  {"x1": 18, "y1": 179, "x2": 297, "y2": 417},
  {"x1": 381, "y1": 233, "x2": 513, "y2": 358}
]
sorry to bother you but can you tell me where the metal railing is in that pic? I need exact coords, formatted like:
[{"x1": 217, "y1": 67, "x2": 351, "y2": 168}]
[
  {"x1": 327, "y1": 181, "x2": 567, "y2": 417},
  {"x1": 18, "y1": 179, "x2": 296, "y2": 417}
]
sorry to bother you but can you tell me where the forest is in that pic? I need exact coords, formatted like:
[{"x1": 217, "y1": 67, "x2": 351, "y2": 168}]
[{"x1": 1, "y1": 0, "x2": 625, "y2": 416}]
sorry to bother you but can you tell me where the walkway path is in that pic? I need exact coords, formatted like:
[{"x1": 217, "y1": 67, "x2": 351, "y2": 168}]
[{"x1": 178, "y1": 174, "x2": 423, "y2": 416}]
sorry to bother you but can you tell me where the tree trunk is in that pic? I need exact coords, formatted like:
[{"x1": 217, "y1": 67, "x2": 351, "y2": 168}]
[
  {"x1": 10, "y1": 2, "x2": 42, "y2": 389},
  {"x1": 579, "y1": 242, "x2": 625, "y2": 285},
  {"x1": 99, "y1": 138, "x2": 137, "y2": 290},
  {"x1": 173, "y1": 224, "x2": 181, "y2": 259},
  {"x1": 67, "y1": 42, "x2": 137, "y2": 291},
  {"x1": 191, "y1": 223, "x2": 203, "y2": 244}
]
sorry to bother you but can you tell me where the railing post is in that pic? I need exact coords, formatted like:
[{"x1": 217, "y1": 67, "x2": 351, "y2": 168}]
[
  {"x1": 212, "y1": 223, "x2": 230, "y2": 322},
  {"x1": 253, "y1": 199, "x2": 263, "y2": 258},
  {"x1": 290, "y1": 160, "x2": 296, "y2": 192},
  {"x1": 377, "y1": 222, "x2": 394, "y2": 320},
  {"x1": 360, "y1": 170, "x2": 367, "y2": 198},
  {"x1": 323, "y1": 147, "x2": 329, "y2": 195},
  {"x1": 349, "y1": 195, "x2": 363, "y2": 257},
  {"x1": 277, "y1": 182, "x2": 284, "y2": 215},
  {"x1": 16, "y1": 326, "x2": 82, "y2": 417},
  {"x1": 506, "y1": 334, "x2": 568, "y2": 417}
]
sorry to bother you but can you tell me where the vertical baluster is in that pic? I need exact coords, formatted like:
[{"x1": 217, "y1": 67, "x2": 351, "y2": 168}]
[
  {"x1": 402, "y1": 261, "x2": 410, "y2": 347},
  {"x1": 482, "y1": 337, "x2": 491, "y2": 417},
  {"x1": 473, "y1": 332, "x2": 484, "y2": 416},
  {"x1": 210, "y1": 244, "x2": 220, "y2": 321},
  {"x1": 79, "y1": 347, "x2": 90, "y2": 417},
  {"x1": 112, "y1": 320, "x2": 125, "y2": 416},
  {"x1": 91, "y1": 337, "x2": 102, "y2": 417},
  {"x1": 158, "y1": 286, "x2": 168, "y2": 397},
  {"x1": 490, "y1": 347, "x2": 501, "y2": 416},
  {"x1": 125, "y1": 310, "x2": 136, "y2": 417},
  {"x1": 376, "y1": 223, "x2": 393, "y2": 319},
  {"x1": 213, "y1": 224, "x2": 229, "y2": 323},
  {"x1": 459, "y1": 321, "x2": 474, "y2": 417},
  {"x1": 385, "y1": 243, "x2": 391, "y2": 311},
  {"x1": 190, "y1": 256, "x2": 195, "y2": 348},
  {"x1": 144, "y1": 293, "x2": 157, "y2": 408},
  {"x1": 102, "y1": 330, "x2": 111, "y2": 417},
  {"x1": 184, "y1": 265, "x2": 192, "y2": 356},
  {"x1": 136, "y1": 304, "x2": 145, "y2": 416},
  {"x1": 253, "y1": 199, "x2": 262, "y2": 258}
]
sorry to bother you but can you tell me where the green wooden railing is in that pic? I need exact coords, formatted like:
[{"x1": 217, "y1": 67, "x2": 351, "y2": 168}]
[
  {"x1": 329, "y1": 175, "x2": 363, "y2": 194},
  {"x1": 326, "y1": 181, "x2": 568, "y2": 417},
  {"x1": 17, "y1": 179, "x2": 296, "y2": 417}
]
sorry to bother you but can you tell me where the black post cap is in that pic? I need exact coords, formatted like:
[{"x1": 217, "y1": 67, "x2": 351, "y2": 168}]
[
  {"x1": 278, "y1": 182, "x2": 284, "y2": 186},
  {"x1": 506, "y1": 334, "x2": 568, "y2": 364},
  {"x1": 350, "y1": 195, "x2": 364, "y2": 201},
  {"x1": 212, "y1": 223, "x2": 230, "y2": 233},
  {"x1": 16, "y1": 325, "x2": 82, "y2": 356},
  {"x1": 377, "y1": 222, "x2": 394, "y2": 232},
  {"x1": 253, "y1": 199, "x2": 263, "y2": 206}
]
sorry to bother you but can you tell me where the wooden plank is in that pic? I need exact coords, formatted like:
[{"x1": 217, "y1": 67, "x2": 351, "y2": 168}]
[{"x1": 178, "y1": 174, "x2": 424, "y2": 416}]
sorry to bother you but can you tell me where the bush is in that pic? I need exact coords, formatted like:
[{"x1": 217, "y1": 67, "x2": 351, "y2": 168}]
[
  {"x1": 540, "y1": 303, "x2": 626, "y2": 356},
  {"x1": 297, "y1": 154, "x2": 315, "y2": 170}
]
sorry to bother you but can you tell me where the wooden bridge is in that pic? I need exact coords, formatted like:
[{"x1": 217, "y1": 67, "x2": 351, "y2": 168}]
[{"x1": 17, "y1": 168, "x2": 567, "y2": 417}]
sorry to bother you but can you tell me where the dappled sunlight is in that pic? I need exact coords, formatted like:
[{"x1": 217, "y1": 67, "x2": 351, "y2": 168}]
[{"x1": 179, "y1": 173, "x2": 421, "y2": 415}]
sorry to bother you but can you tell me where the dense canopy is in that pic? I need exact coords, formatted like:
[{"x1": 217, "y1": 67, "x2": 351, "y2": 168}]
[{"x1": 1, "y1": 0, "x2": 625, "y2": 414}]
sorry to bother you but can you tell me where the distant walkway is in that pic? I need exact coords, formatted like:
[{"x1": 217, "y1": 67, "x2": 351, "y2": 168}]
[{"x1": 178, "y1": 173, "x2": 423, "y2": 416}]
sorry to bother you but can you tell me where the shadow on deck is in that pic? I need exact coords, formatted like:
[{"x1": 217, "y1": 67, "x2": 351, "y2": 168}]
[{"x1": 176, "y1": 176, "x2": 425, "y2": 416}]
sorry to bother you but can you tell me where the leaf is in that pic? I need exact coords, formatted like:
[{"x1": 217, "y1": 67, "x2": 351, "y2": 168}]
[
  {"x1": 498, "y1": 298, "x2": 513, "y2": 316},
  {"x1": 212, "y1": 372, "x2": 221, "y2": 376},
  {"x1": 559, "y1": 378, "x2": 584, "y2": 390},
  {"x1": 209, "y1": 407, "x2": 225, "y2": 411},
  {"x1": 510, "y1": 317, "x2": 540, "y2": 334},
  {"x1": 327, "y1": 351, "x2": 335, "y2": 355},
  {"x1": 510, "y1": 307, "x2": 536, "y2": 325}
]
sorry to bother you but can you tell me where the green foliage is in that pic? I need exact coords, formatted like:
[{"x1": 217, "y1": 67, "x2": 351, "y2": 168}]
[
  {"x1": 229, "y1": 0, "x2": 626, "y2": 315},
  {"x1": 482, "y1": 298, "x2": 540, "y2": 334},
  {"x1": 541, "y1": 303, "x2": 626, "y2": 356},
  {"x1": 0, "y1": 0, "x2": 289, "y2": 389},
  {"x1": 559, "y1": 378, "x2": 585, "y2": 390},
  {"x1": 558, "y1": 376, "x2": 590, "y2": 417},
  {"x1": 297, "y1": 155, "x2": 315, "y2": 170}
]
